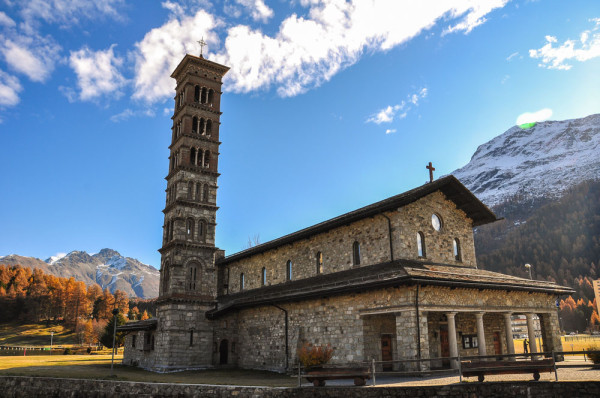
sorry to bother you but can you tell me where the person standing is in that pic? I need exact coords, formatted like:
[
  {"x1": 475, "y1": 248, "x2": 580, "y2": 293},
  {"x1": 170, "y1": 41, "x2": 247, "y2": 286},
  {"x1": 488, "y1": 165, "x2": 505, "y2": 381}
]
[{"x1": 523, "y1": 339, "x2": 529, "y2": 354}]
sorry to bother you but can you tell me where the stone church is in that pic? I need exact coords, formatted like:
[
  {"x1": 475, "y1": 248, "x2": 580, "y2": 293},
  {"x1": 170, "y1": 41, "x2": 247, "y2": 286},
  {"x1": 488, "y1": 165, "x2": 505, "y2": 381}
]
[{"x1": 119, "y1": 53, "x2": 572, "y2": 372}]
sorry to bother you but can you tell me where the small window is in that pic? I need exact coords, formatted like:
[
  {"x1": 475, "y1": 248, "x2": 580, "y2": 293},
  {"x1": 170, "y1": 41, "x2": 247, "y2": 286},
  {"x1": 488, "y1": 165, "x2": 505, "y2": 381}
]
[
  {"x1": 352, "y1": 241, "x2": 361, "y2": 266},
  {"x1": 204, "y1": 151, "x2": 210, "y2": 168},
  {"x1": 132, "y1": 335, "x2": 136, "y2": 348},
  {"x1": 203, "y1": 184, "x2": 209, "y2": 202},
  {"x1": 261, "y1": 267, "x2": 266, "y2": 286},
  {"x1": 190, "y1": 330, "x2": 194, "y2": 346},
  {"x1": 198, "y1": 220, "x2": 206, "y2": 241},
  {"x1": 192, "y1": 116, "x2": 198, "y2": 133},
  {"x1": 316, "y1": 251, "x2": 323, "y2": 274},
  {"x1": 208, "y1": 89, "x2": 214, "y2": 105},
  {"x1": 194, "y1": 85, "x2": 200, "y2": 102},
  {"x1": 432, "y1": 214, "x2": 442, "y2": 231},
  {"x1": 240, "y1": 272, "x2": 245, "y2": 290},
  {"x1": 186, "y1": 218, "x2": 194, "y2": 238},
  {"x1": 187, "y1": 181, "x2": 193, "y2": 199},
  {"x1": 286, "y1": 260, "x2": 292, "y2": 281},
  {"x1": 188, "y1": 265, "x2": 197, "y2": 290},
  {"x1": 453, "y1": 238, "x2": 462, "y2": 262},
  {"x1": 206, "y1": 119, "x2": 212, "y2": 136},
  {"x1": 417, "y1": 232, "x2": 426, "y2": 257},
  {"x1": 195, "y1": 183, "x2": 201, "y2": 201}
]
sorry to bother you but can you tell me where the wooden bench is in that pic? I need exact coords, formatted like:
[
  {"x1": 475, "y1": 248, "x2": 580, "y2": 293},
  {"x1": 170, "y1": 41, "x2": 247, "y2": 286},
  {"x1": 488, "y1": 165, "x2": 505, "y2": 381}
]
[
  {"x1": 304, "y1": 367, "x2": 371, "y2": 387},
  {"x1": 461, "y1": 358, "x2": 555, "y2": 382}
]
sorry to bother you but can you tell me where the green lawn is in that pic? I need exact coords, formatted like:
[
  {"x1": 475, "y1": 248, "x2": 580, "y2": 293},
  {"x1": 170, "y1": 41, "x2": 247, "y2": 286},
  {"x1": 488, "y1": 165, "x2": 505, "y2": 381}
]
[{"x1": 0, "y1": 354, "x2": 297, "y2": 387}]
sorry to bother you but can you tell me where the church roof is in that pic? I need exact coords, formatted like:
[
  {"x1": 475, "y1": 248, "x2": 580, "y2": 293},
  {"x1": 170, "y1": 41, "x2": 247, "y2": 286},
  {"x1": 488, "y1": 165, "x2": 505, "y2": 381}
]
[
  {"x1": 217, "y1": 175, "x2": 499, "y2": 266},
  {"x1": 117, "y1": 318, "x2": 157, "y2": 332},
  {"x1": 207, "y1": 259, "x2": 573, "y2": 318}
]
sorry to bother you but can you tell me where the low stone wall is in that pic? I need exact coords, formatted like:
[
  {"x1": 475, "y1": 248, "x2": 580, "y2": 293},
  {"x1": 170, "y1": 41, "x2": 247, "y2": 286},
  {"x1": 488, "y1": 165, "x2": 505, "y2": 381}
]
[{"x1": 1, "y1": 376, "x2": 600, "y2": 398}]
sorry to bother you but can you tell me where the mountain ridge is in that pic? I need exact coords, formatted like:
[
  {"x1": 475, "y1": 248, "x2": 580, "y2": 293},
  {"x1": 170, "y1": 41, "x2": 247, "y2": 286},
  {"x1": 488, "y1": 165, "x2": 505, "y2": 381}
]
[
  {"x1": 0, "y1": 249, "x2": 159, "y2": 299},
  {"x1": 452, "y1": 113, "x2": 600, "y2": 206}
]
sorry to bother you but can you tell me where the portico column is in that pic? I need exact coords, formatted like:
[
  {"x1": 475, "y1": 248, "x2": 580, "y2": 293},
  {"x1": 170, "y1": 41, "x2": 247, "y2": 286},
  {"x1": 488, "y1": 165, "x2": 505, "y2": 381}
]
[
  {"x1": 526, "y1": 313, "x2": 538, "y2": 358},
  {"x1": 475, "y1": 312, "x2": 487, "y2": 358},
  {"x1": 503, "y1": 313, "x2": 516, "y2": 360},
  {"x1": 446, "y1": 312, "x2": 458, "y2": 369}
]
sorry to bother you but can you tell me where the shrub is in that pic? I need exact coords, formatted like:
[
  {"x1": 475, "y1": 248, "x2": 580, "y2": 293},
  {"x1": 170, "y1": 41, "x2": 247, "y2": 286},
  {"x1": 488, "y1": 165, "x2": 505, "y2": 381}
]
[
  {"x1": 63, "y1": 348, "x2": 72, "y2": 355},
  {"x1": 587, "y1": 346, "x2": 600, "y2": 364},
  {"x1": 297, "y1": 342, "x2": 334, "y2": 368}
]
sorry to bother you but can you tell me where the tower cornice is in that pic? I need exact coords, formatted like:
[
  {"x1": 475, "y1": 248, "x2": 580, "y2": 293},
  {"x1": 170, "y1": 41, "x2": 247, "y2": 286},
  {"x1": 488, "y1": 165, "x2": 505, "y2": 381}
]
[{"x1": 171, "y1": 54, "x2": 230, "y2": 80}]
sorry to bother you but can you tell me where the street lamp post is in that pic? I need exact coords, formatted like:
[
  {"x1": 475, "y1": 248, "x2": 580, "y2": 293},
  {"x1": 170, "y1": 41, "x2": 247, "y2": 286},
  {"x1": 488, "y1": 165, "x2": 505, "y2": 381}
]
[
  {"x1": 524, "y1": 263, "x2": 532, "y2": 280},
  {"x1": 50, "y1": 331, "x2": 54, "y2": 355},
  {"x1": 110, "y1": 308, "x2": 119, "y2": 377}
]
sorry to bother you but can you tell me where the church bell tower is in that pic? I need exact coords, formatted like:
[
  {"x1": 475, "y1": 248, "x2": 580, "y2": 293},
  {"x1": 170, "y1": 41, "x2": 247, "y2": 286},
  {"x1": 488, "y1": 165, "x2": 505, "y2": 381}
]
[{"x1": 154, "y1": 53, "x2": 229, "y2": 370}]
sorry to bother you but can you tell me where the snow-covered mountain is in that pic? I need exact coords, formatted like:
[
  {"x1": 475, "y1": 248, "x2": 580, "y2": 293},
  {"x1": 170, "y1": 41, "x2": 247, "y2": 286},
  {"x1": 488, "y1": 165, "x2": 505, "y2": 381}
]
[
  {"x1": 453, "y1": 113, "x2": 600, "y2": 207},
  {"x1": 0, "y1": 248, "x2": 159, "y2": 298}
]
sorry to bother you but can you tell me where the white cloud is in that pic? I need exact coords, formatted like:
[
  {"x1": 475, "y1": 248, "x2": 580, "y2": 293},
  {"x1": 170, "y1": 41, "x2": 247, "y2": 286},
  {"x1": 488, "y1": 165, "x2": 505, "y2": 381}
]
[
  {"x1": 110, "y1": 108, "x2": 155, "y2": 122},
  {"x1": 529, "y1": 18, "x2": 600, "y2": 70},
  {"x1": 516, "y1": 108, "x2": 552, "y2": 126},
  {"x1": 0, "y1": 36, "x2": 60, "y2": 82},
  {"x1": 132, "y1": 9, "x2": 220, "y2": 103},
  {"x1": 0, "y1": 70, "x2": 22, "y2": 106},
  {"x1": 132, "y1": 1, "x2": 508, "y2": 103},
  {"x1": 0, "y1": 12, "x2": 16, "y2": 28},
  {"x1": 442, "y1": 0, "x2": 509, "y2": 35},
  {"x1": 69, "y1": 45, "x2": 127, "y2": 101},
  {"x1": 231, "y1": 0, "x2": 274, "y2": 23},
  {"x1": 506, "y1": 51, "x2": 519, "y2": 61},
  {"x1": 367, "y1": 87, "x2": 428, "y2": 125},
  {"x1": 385, "y1": 129, "x2": 396, "y2": 134},
  {"x1": 13, "y1": 0, "x2": 124, "y2": 31}
]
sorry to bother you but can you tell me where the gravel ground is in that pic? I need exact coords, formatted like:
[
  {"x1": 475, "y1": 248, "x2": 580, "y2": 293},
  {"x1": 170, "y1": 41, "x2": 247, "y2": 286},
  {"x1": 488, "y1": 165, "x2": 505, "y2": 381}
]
[{"x1": 300, "y1": 361, "x2": 600, "y2": 387}]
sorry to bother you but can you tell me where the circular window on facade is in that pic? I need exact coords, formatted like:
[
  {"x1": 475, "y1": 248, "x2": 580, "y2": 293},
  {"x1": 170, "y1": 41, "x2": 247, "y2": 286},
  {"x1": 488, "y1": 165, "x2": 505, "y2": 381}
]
[{"x1": 431, "y1": 214, "x2": 442, "y2": 231}]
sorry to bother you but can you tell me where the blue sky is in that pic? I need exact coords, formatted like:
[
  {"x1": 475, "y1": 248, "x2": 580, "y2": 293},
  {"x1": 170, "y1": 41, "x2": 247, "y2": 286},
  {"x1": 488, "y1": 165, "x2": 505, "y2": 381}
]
[{"x1": 1, "y1": 0, "x2": 599, "y2": 269}]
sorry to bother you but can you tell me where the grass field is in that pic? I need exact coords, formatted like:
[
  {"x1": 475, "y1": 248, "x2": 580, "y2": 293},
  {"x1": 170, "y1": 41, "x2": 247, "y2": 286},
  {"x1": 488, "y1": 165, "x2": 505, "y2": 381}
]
[
  {"x1": 0, "y1": 355, "x2": 297, "y2": 387},
  {"x1": 513, "y1": 336, "x2": 600, "y2": 354},
  {"x1": 0, "y1": 322, "x2": 77, "y2": 347}
]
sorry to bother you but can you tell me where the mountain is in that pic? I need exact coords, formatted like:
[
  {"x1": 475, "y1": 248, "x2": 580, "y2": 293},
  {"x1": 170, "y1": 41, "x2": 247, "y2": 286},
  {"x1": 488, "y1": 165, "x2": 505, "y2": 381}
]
[
  {"x1": 0, "y1": 249, "x2": 159, "y2": 299},
  {"x1": 453, "y1": 113, "x2": 600, "y2": 207}
]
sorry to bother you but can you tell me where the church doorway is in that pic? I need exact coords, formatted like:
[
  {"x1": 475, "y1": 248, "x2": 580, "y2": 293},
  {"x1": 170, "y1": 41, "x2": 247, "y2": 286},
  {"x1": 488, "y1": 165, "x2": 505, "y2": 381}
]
[
  {"x1": 219, "y1": 339, "x2": 229, "y2": 365},
  {"x1": 493, "y1": 332, "x2": 502, "y2": 356},
  {"x1": 381, "y1": 334, "x2": 393, "y2": 371},
  {"x1": 440, "y1": 326, "x2": 450, "y2": 368}
]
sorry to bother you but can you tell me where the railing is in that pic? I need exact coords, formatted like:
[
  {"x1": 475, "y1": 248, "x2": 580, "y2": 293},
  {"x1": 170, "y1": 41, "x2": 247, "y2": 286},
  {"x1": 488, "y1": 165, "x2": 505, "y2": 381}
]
[{"x1": 295, "y1": 350, "x2": 600, "y2": 387}]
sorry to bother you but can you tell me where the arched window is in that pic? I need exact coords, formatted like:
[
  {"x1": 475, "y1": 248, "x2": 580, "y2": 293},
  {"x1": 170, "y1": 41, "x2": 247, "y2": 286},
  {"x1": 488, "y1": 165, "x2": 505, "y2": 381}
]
[
  {"x1": 417, "y1": 232, "x2": 426, "y2": 257},
  {"x1": 206, "y1": 119, "x2": 212, "y2": 136},
  {"x1": 200, "y1": 118, "x2": 206, "y2": 135},
  {"x1": 190, "y1": 147, "x2": 197, "y2": 166},
  {"x1": 240, "y1": 272, "x2": 245, "y2": 291},
  {"x1": 201, "y1": 87, "x2": 207, "y2": 103},
  {"x1": 198, "y1": 220, "x2": 206, "y2": 242},
  {"x1": 261, "y1": 267, "x2": 266, "y2": 286},
  {"x1": 208, "y1": 89, "x2": 214, "y2": 105},
  {"x1": 453, "y1": 238, "x2": 462, "y2": 262},
  {"x1": 352, "y1": 241, "x2": 361, "y2": 266},
  {"x1": 188, "y1": 264, "x2": 197, "y2": 291},
  {"x1": 186, "y1": 218, "x2": 194, "y2": 239},
  {"x1": 187, "y1": 181, "x2": 193, "y2": 199},
  {"x1": 204, "y1": 151, "x2": 210, "y2": 168},
  {"x1": 316, "y1": 252, "x2": 323, "y2": 274},
  {"x1": 203, "y1": 184, "x2": 209, "y2": 202},
  {"x1": 192, "y1": 116, "x2": 198, "y2": 133},
  {"x1": 286, "y1": 260, "x2": 292, "y2": 281},
  {"x1": 194, "y1": 85, "x2": 200, "y2": 102},
  {"x1": 195, "y1": 183, "x2": 201, "y2": 201}
]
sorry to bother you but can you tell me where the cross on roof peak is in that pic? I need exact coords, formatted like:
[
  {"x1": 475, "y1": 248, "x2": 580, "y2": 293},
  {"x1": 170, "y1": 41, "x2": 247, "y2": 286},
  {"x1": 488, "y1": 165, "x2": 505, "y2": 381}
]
[
  {"x1": 426, "y1": 162, "x2": 436, "y2": 183},
  {"x1": 197, "y1": 37, "x2": 207, "y2": 58}
]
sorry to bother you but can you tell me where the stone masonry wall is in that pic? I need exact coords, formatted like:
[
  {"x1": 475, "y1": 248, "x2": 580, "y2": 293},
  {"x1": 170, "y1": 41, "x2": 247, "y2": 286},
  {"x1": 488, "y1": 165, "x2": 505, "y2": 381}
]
[
  {"x1": 223, "y1": 191, "x2": 476, "y2": 294},
  {"x1": 215, "y1": 284, "x2": 560, "y2": 372},
  {"x1": 2, "y1": 377, "x2": 600, "y2": 398}
]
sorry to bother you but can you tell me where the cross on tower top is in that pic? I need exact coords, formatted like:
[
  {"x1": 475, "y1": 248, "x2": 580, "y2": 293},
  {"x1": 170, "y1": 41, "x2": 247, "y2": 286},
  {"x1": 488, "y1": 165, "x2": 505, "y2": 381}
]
[
  {"x1": 426, "y1": 162, "x2": 435, "y2": 183},
  {"x1": 197, "y1": 37, "x2": 207, "y2": 58}
]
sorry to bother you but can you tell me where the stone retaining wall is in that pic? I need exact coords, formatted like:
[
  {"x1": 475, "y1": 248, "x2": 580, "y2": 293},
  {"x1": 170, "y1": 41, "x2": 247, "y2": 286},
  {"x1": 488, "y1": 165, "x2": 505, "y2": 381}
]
[{"x1": 1, "y1": 376, "x2": 599, "y2": 398}]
